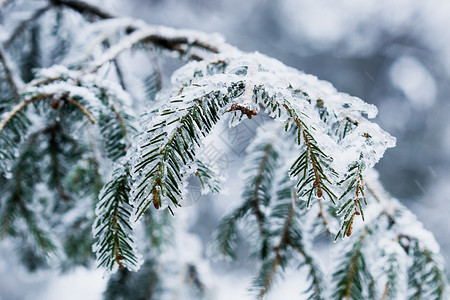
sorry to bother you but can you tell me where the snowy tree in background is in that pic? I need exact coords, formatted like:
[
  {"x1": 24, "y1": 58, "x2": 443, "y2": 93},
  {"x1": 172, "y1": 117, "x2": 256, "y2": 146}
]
[{"x1": 0, "y1": 1, "x2": 448, "y2": 299}]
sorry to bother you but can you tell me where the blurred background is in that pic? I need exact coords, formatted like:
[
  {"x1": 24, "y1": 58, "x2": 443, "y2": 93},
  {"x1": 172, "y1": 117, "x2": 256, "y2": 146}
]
[{"x1": 1, "y1": 0, "x2": 449, "y2": 299}]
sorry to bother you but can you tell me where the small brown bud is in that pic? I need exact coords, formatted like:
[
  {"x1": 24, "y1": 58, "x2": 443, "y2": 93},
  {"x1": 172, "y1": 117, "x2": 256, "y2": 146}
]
[
  {"x1": 50, "y1": 99, "x2": 60, "y2": 109},
  {"x1": 153, "y1": 200, "x2": 160, "y2": 209},
  {"x1": 317, "y1": 187, "x2": 323, "y2": 198},
  {"x1": 346, "y1": 227, "x2": 353, "y2": 237}
]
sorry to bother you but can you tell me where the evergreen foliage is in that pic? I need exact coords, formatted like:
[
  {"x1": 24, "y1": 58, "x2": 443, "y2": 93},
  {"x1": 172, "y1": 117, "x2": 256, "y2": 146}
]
[{"x1": 0, "y1": 1, "x2": 448, "y2": 299}]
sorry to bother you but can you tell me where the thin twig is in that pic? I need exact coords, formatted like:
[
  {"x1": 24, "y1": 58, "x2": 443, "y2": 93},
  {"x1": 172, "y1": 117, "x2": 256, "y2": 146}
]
[
  {"x1": 344, "y1": 229, "x2": 367, "y2": 299},
  {"x1": 113, "y1": 58, "x2": 127, "y2": 91},
  {"x1": 302, "y1": 130, "x2": 323, "y2": 198},
  {"x1": 0, "y1": 44, "x2": 23, "y2": 102},
  {"x1": 380, "y1": 282, "x2": 390, "y2": 300},
  {"x1": 365, "y1": 181, "x2": 382, "y2": 204},
  {"x1": 28, "y1": 75, "x2": 65, "y2": 87},
  {"x1": 64, "y1": 96, "x2": 97, "y2": 124},
  {"x1": 0, "y1": 94, "x2": 51, "y2": 131},
  {"x1": 258, "y1": 201, "x2": 295, "y2": 299},
  {"x1": 317, "y1": 198, "x2": 330, "y2": 235}
]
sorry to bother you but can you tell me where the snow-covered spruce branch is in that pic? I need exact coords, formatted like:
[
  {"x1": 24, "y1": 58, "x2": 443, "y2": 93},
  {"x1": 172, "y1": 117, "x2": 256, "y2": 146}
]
[
  {"x1": 0, "y1": 2, "x2": 447, "y2": 298},
  {"x1": 212, "y1": 124, "x2": 282, "y2": 261},
  {"x1": 335, "y1": 162, "x2": 367, "y2": 240},
  {"x1": 332, "y1": 171, "x2": 449, "y2": 300},
  {"x1": 212, "y1": 125, "x2": 325, "y2": 299},
  {"x1": 282, "y1": 102, "x2": 337, "y2": 205},
  {"x1": 130, "y1": 51, "x2": 394, "y2": 234},
  {"x1": 132, "y1": 80, "x2": 245, "y2": 218}
]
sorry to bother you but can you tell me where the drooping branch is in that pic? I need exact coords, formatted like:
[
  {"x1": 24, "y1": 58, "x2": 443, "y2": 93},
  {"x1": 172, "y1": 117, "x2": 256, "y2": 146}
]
[
  {"x1": 257, "y1": 200, "x2": 295, "y2": 299},
  {"x1": 93, "y1": 166, "x2": 141, "y2": 272},
  {"x1": 249, "y1": 143, "x2": 273, "y2": 250}
]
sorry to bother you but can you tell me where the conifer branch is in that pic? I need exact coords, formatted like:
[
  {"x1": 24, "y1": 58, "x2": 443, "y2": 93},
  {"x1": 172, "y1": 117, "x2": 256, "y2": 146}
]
[
  {"x1": 332, "y1": 229, "x2": 372, "y2": 300},
  {"x1": 282, "y1": 102, "x2": 337, "y2": 205},
  {"x1": 212, "y1": 202, "x2": 252, "y2": 259},
  {"x1": 336, "y1": 163, "x2": 367, "y2": 240},
  {"x1": 194, "y1": 159, "x2": 221, "y2": 194},
  {"x1": 132, "y1": 81, "x2": 245, "y2": 220},
  {"x1": 292, "y1": 244, "x2": 324, "y2": 300},
  {"x1": 97, "y1": 88, "x2": 134, "y2": 161},
  {"x1": 405, "y1": 236, "x2": 448, "y2": 299},
  {"x1": 255, "y1": 179, "x2": 325, "y2": 300},
  {"x1": 212, "y1": 124, "x2": 281, "y2": 260},
  {"x1": 93, "y1": 166, "x2": 140, "y2": 272},
  {"x1": 377, "y1": 245, "x2": 404, "y2": 300}
]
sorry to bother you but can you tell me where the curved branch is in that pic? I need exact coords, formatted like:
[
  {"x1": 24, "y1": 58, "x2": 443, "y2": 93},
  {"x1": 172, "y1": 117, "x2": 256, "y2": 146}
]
[
  {"x1": 64, "y1": 95, "x2": 98, "y2": 124},
  {"x1": 49, "y1": 0, "x2": 114, "y2": 20},
  {"x1": 89, "y1": 28, "x2": 219, "y2": 73},
  {"x1": 0, "y1": 93, "x2": 97, "y2": 132}
]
